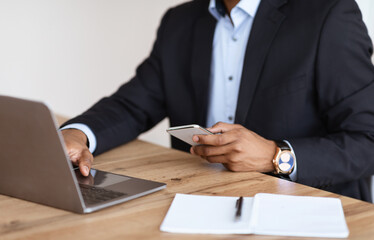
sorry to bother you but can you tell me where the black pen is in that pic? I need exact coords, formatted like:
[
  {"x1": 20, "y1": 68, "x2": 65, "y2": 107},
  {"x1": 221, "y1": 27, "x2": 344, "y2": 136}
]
[{"x1": 235, "y1": 196, "x2": 243, "y2": 220}]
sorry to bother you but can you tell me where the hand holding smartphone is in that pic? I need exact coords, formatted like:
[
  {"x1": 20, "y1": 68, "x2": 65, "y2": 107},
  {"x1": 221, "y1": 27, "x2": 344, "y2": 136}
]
[{"x1": 166, "y1": 124, "x2": 213, "y2": 146}]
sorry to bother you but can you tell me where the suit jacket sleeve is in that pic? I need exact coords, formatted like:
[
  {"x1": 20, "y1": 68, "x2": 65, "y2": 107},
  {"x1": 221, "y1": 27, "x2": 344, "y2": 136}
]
[
  {"x1": 290, "y1": 0, "x2": 374, "y2": 188},
  {"x1": 61, "y1": 10, "x2": 173, "y2": 155}
]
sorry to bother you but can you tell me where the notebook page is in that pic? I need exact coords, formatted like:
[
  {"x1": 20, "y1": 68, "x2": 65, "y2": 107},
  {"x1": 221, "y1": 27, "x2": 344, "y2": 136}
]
[
  {"x1": 250, "y1": 193, "x2": 349, "y2": 238},
  {"x1": 160, "y1": 193, "x2": 254, "y2": 234}
]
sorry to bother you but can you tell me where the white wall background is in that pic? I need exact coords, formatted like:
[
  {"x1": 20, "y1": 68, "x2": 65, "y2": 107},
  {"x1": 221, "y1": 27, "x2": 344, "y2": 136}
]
[
  {"x1": 1, "y1": 0, "x2": 374, "y2": 148},
  {"x1": 357, "y1": 0, "x2": 374, "y2": 63},
  {"x1": 0, "y1": 0, "x2": 186, "y2": 147}
]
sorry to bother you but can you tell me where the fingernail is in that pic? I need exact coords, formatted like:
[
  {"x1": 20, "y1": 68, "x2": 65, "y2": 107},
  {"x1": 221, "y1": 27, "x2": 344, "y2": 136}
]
[
  {"x1": 84, "y1": 166, "x2": 89, "y2": 175},
  {"x1": 193, "y1": 136, "x2": 199, "y2": 142},
  {"x1": 190, "y1": 147, "x2": 195, "y2": 155}
]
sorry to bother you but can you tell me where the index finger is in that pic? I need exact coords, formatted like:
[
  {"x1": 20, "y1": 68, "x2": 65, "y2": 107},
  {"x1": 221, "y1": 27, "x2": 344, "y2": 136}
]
[
  {"x1": 208, "y1": 122, "x2": 242, "y2": 134},
  {"x1": 78, "y1": 150, "x2": 93, "y2": 177},
  {"x1": 193, "y1": 132, "x2": 236, "y2": 146}
]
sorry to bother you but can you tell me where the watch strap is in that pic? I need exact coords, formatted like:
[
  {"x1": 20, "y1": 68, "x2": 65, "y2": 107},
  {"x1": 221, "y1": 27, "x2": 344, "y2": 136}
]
[{"x1": 274, "y1": 140, "x2": 291, "y2": 151}]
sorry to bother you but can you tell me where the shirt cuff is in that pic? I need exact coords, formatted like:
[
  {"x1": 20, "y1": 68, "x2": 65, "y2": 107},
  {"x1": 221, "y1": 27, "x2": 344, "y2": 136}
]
[
  {"x1": 60, "y1": 123, "x2": 97, "y2": 153},
  {"x1": 283, "y1": 140, "x2": 297, "y2": 181}
]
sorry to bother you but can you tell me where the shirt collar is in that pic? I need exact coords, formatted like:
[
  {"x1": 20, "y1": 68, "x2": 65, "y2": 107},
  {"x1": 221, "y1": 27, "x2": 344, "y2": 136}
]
[{"x1": 209, "y1": 0, "x2": 261, "y2": 21}]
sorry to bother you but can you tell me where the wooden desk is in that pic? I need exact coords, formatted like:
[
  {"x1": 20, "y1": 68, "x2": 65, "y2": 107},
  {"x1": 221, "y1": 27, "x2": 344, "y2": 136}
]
[{"x1": 1, "y1": 118, "x2": 374, "y2": 239}]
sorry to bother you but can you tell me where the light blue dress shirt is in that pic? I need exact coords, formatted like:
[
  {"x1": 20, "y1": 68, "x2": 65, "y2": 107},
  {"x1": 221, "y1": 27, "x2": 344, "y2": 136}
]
[
  {"x1": 62, "y1": 0, "x2": 296, "y2": 181},
  {"x1": 206, "y1": 0, "x2": 261, "y2": 128}
]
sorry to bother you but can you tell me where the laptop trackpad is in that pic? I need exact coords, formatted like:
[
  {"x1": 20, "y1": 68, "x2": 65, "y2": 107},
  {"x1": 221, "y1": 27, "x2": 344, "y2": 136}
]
[{"x1": 74, "y1": 168, "x2": 130, "y2": 188}]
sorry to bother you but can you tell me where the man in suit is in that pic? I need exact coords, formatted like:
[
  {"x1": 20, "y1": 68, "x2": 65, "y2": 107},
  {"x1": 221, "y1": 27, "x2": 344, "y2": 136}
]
[{"x1": 61, "y1": 0, "x2": 374, "y2": 201}]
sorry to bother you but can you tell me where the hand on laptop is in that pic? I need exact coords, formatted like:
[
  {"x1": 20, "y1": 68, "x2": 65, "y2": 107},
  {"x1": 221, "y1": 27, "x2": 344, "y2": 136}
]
[{"x1": 61, "y1": 129, "x2": 93, "y2": 177}]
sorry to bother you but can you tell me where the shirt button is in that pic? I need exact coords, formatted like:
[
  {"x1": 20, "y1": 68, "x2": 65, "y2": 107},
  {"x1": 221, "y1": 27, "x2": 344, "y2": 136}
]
[
  {"x1": 232, "y1": 37, "x2": 237, "y2": 42},
  {"x1": 228, "y1": 116, "x2": 233, "y2": 121},
  {"x1": 228, "y1": 76, "x2": 233, "y2": 81}
]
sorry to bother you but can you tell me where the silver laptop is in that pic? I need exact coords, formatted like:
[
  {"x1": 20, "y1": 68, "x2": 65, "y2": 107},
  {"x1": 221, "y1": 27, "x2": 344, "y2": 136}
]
[{"x1": 0, "y1": 95, "x2": 166, "y2": 213}]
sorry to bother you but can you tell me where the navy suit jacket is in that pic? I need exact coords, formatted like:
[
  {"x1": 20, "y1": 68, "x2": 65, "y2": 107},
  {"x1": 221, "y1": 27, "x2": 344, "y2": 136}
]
[{"x1": 63, "y1": 0, "x2": 374, "y2": 201}]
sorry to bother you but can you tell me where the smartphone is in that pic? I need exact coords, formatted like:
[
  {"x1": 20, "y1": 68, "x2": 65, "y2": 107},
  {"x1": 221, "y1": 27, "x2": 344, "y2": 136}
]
[{"x1": 166, "y1": 124, "x2": 213, "y2": 146}]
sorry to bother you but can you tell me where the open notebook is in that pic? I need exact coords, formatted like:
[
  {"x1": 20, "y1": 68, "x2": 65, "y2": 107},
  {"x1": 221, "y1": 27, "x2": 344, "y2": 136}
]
[{"x1": 160, "y1": 193, "x2": 349, "y2": 238}]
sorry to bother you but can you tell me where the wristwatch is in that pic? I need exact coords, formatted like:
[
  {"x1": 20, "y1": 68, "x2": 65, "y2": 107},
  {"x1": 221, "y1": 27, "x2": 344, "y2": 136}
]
[{"x1": 272, "y1": 140, "x2": 296, "y2": 177}]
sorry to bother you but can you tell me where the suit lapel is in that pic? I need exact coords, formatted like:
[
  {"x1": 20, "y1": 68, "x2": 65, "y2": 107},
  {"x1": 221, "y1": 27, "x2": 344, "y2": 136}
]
[
  {"x1": 190, "y1": 13, "x2": 216, "y2": 126},
  {"x1": 235, "y1": 0, "x2": 287, "y2": 124}
]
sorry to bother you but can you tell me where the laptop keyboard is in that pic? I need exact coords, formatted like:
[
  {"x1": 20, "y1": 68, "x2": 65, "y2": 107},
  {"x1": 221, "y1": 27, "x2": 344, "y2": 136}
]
[{"x1": 79, "y1": 184, "x2": 127, "y2": 205}]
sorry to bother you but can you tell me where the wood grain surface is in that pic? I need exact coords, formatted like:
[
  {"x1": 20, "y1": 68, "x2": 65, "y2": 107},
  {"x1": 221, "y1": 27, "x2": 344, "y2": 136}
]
[{"x1": 0, "y1": 116, "x2": 373, "y2": 240}]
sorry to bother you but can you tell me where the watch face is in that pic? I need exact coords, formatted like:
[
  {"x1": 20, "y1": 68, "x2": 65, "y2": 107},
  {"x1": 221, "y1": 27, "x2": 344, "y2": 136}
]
[{"x1": 278, "y1": 151, "x2": 295, "y2": 173}]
